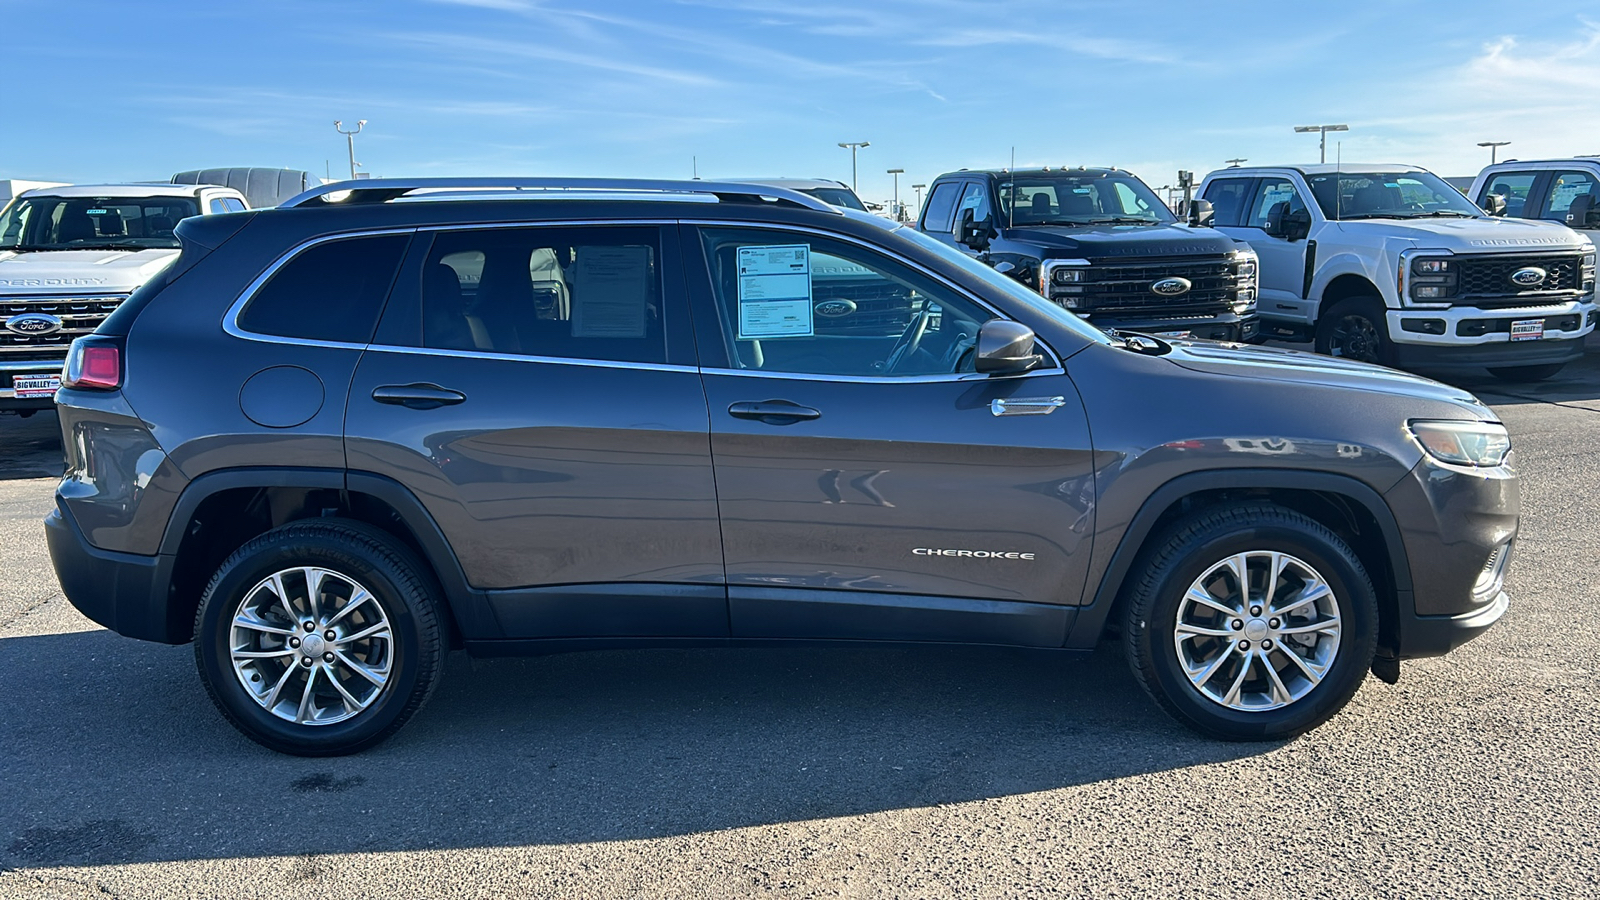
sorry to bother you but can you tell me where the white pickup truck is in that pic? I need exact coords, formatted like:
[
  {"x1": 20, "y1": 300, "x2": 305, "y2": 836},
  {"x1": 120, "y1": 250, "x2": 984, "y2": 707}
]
[
  {"x1": 1198, "y1": 163, "x2": 1596, "y2": 381},
  {"x1": 0, "y1": 182, "x2": 248, "y2": 412},
  {"x1": 1468, "y1": 157, "x2": 1600, "y2": 238}
]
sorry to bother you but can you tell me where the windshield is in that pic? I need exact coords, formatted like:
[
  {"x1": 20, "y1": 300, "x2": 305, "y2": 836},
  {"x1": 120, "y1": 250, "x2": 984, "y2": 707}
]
[
  {"x1": 893, "y1": 225, "x2": 1116, "y2": 347},
  {"x1": 801, "y1": 186, "x2": 868, "y2": 211},
  {"x1": 1306, "y1": 172, "x2": 1482, "y2": 220},
  {"x1": 997, "y1": 173, "x2": 1176, "y2": 226},
  {"x1": 0, "y1": 195, "x2": 199, "y2": 251}
]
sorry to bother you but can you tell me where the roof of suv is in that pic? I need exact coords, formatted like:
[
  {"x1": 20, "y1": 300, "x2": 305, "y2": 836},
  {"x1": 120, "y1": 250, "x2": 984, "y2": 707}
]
[
  {"x1": 1479, "y1": 157, "x2": 1600, "y2": 169},
  {"x1": 1208, "y1": 163, "x2": 1428, "y2": 177},
  {"x1": 940, "y1": 167, "x2": 1130, "y2": 179},
  {"x1": 22, "y1": 182, "x2": 223, "y2": 199}
]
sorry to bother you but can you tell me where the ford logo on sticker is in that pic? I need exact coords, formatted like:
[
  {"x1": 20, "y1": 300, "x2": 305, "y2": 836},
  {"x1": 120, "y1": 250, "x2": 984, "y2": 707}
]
[
  {"x1": 1150, "y1": 277, "x2": 1192, "y2": 297},
  {"x1": 5, "y1": 313, "x2": 62, "y2": 336},
  {"x1": 814, "y1": 299, "x2": 857, "y2": 317},
  {"x1": 1509, "y1": 266, "x2": 1547, "y2": 287}
]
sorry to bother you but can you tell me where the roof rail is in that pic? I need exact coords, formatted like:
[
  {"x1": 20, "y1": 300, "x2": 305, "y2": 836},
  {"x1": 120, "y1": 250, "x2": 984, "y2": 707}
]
[{"x1": 279, "y1": 177, "x2": 841, "y2": 214}]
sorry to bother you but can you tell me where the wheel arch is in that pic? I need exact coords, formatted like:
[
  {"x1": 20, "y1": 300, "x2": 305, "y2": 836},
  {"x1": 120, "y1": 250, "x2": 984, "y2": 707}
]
[
  {"x1": 1314, "y1": 272, "x2": 1385, "y2": 324},
  {"x1": 159, "y1": 468, "x2": 497, "y2": 645},
  {"x1": 1066, "y1": 469, "x2": 1412, "y2": 662}
]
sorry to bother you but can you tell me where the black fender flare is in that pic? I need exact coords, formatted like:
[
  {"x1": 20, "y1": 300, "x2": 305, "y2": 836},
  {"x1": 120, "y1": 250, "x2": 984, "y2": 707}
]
[{"x1": 1064, "y1": 468, "x2": 1413, "y2": 651}]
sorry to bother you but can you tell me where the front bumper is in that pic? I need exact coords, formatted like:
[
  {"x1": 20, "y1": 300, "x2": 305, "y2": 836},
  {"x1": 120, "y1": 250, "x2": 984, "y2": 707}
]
[
  {"x1": 0, "y1": 358, "x2": 66, "y2": 410},
  {"x1": 1385, "y1": 299, "x2": 1594, "y2": 372},
  {"x1": 46, "y1": 502, "x2": 184, "y2": 644},
  {"x1": 1383, "y1": 454, "x2": 1518, "y2": 659},
  {"x1": 1086, "y1": 310, "x2": 1259, "y2": 342}
]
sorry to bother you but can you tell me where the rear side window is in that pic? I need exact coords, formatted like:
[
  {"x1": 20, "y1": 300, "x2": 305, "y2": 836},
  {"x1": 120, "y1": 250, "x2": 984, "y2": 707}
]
[
  {"x1": 238, "y1": 234, "x2": 408, "y2": 343},
  {"x1": 920, "y1": 182, "x2": 960, "y2": 232},
  {"x1": 1202, "y1": 178, "x2": 1251, "y2": 227}
]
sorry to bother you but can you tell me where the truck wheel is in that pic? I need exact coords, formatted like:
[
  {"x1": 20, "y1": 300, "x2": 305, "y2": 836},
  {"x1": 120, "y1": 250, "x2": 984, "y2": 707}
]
[
  {"x1": 1122, "y1": 504, "x2": 1378, "y2": 741},
  {"x1": 1314, "y1": 298, "x2": 1391, "y2": 365},
  {"x1": 194, "y1": 520, "x2": 445, "y2": 756},
  {"x1": 1488, "y1": 363, "x2": 1565, "y2": 382}
]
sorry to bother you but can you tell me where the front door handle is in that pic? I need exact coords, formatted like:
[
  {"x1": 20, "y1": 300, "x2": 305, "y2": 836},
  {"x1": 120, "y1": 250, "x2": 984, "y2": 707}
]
[
  {"x1": 728, "y1": 399, "x2": 821, "y2": 425},
  {"x1": 372, "y1": 383, "x2": 467, "y2": 410}
]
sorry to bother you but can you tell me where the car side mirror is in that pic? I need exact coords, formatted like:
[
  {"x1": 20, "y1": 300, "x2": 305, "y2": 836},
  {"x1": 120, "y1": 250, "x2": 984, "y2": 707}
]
[
  {"x1": 1567, "y1": 194, "x2": 1598, "y2": 228},
  {"x1": 955, "y1": 208, "x2": 991, "y2": 250},
  {"x1": 975, "y1": 320, "x2": 1043, "y2": 374},
  {"x1": 1482, "y1": 193, "x2": 1508, "y2": 217},
  {"x1": 1262, "y1": 201, "x2": 1289, "y2": 238},
  {"x1": 1188, "y1": 199, "x2": 1215, "y2": 227}
]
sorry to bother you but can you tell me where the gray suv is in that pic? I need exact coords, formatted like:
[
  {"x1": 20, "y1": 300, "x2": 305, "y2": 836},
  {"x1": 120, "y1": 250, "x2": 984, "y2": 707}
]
[{"x1": 46, "y1": 178, "x2": 1518, "y2": 755}]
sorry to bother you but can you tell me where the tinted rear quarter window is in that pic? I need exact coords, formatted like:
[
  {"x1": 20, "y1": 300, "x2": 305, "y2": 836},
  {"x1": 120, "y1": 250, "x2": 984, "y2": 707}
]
[{"x1": 238, "y1": 234, "x2": 408, "y2": 343}]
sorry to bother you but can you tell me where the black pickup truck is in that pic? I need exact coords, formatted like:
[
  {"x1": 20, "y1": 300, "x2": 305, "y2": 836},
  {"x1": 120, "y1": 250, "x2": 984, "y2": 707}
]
[{"x1": 916, "y1": 167, "x2": 1260, "y2": 340}]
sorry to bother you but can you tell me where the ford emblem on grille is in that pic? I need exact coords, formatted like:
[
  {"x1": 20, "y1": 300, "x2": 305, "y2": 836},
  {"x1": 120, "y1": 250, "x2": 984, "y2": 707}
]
[
  {"x1": 5, "y1": 313, "x2": 63, "y2": 336},
  {"x1": 1150, "y1": 277, "x2": 1192, "y2": 297},
  {"x1": 1509, "y1": 266, "x2": 1547, "y2": 288},
  {"x1": 814, "y1": 299, "x2": 857, "y2": 317}
]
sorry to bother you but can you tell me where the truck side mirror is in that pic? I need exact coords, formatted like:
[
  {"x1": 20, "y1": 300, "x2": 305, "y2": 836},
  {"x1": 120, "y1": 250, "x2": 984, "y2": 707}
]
[
  {"x1": 1283, "y1": 208, "x2": 1313, "y2": 241},
  {"x1": 974, "y1": 320, "x2": 1043, "y2": 374},
  {"x1": 1567, "y1": 194, "x2": 1598, "y2": 228},
  {"x1": 1482, "y1": 193, "x2": 1508, "y2": 217},
  {"x1": 954, "y1": 207, "x2": 992, "y2": 251},
  {"x1": 1263, "y1": 201, "x2": 1289, "y2": 238},
  {"x1": 1188, "y1": 199, "x2": 1215, "y2": 228}
]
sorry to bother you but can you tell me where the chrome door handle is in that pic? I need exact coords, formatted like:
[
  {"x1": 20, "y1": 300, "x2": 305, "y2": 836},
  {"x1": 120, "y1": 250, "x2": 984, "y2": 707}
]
[
  {"x1": 372, "y1": 383, "x2": 467, "y2": 410},
  {"x1": 990, "y1": 396, "x2": 1066, "y2": 417},
  {"x1": 728, "y1": 400, "x2": 821, "y2": 424}
]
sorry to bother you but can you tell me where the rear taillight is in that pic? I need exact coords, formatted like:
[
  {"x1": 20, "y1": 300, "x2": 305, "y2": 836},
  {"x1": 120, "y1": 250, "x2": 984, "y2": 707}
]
[{"x1": 62, "y1": 338, "x2": 122, "y2": 390}]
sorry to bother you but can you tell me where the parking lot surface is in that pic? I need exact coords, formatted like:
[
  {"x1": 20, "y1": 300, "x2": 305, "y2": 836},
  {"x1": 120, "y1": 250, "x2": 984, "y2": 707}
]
[{"x1": 3, "y1": 353, "x2": 1599, "y2": 899}]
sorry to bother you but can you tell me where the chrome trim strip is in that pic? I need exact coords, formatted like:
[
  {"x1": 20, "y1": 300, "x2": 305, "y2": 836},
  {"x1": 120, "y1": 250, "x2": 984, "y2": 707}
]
[
  {"x1": 699, "y1": 366, "x2": 1068, "y2": 384},
  {"x1": 281, "y1": 177, "x2": 840, "y2": 215},
  {"x1": 991, "y1": 396, "x2": 1067, "y2": 416},
  {"x1": 362, "y1": 343, "x2": 699, "y2": 374}
]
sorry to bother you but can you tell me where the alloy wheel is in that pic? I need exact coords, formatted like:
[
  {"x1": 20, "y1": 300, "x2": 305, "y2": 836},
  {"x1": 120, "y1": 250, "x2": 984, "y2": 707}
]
[{"x1": 1329, "y1": 314, "x2": 1381, "y2": 363}]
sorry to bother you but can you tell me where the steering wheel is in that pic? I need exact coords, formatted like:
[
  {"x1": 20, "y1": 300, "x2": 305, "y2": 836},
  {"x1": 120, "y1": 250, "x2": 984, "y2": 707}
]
[{"x1": 882, "y1": 302, "x2": 932, "y2": 375}]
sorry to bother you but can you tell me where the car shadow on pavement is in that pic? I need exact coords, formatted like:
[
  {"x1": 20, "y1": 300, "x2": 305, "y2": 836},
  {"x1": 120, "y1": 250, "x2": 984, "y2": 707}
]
[
  {"x1": 0, "y1": 411, "x2": 64, "y2": 481},
  {"x1": 0, "y1": 628, "x2": 1264, "y2": 869}
]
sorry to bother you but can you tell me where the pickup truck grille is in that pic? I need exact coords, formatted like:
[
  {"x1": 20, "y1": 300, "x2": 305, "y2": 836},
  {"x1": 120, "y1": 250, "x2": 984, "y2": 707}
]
[
  {"x1": 811, "y1": 279, "x2": 917, "y2": 335},
  {"x1": 1049, "y1": 254, "x2": 1240, "y2": 318},
  {"x1": 0, "y1": 294, "x2": 127, "y2": 362},
  {"x1": 1457, "y1": 254, "x2": 1583, "y2": 307}
]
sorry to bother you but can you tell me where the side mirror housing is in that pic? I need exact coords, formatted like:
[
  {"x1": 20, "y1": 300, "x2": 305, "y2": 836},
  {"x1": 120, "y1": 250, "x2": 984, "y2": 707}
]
[
  {"x1": 1567, "y1": 194, "x2": 1598, "y2": 228},
  {"x1": 975, "y1": 320, "x2": 1043, "y2": 374},
  {"x1": 1188, "y1": 199, "x2": 1215, "y2": 228},
  {"x1": 1283, "y1": 208, "x2": 1313, "y2": 241},
  {"x1": 1482, "y1": 193, "x2": 1508, "y2": 217},
  {"x1": 954, "y1": 208, "x2": 992, "y2": 250},
  {"x1": 1262, "y1": 201, "x2": 1289, "y2": 238}
]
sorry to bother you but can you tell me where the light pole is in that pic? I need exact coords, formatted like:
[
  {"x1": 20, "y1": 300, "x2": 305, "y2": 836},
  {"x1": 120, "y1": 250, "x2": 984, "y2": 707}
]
[
  {"x1": 837, "y1": 141, "x2": 869, "y2": 191},
  {"x1": 911, "y1": 183, "x2": 926, "y2": 217},
  {"x1": 1478, "y1": 141, "x2": 1511, "y2": 164},
  {"x1": 1294, "y1": 124, "x2": 1349, "y2": 164},
  {"x1": 1225, "y1": 158, "x2": 1248, "y2": 168},
  {"x1": 887, "y1": 168, "x2": 904, "y2": 221},
  {"x1": 335, "y1": 119, "x2": 367, "y2": 179}
]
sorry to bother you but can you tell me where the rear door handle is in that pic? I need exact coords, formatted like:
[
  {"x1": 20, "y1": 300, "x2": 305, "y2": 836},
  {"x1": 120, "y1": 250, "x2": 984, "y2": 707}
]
[
  {"x1": 728, "y1": 399, "x2": 821, "y2": 424},
  {"x1": 372, "y1": 383, "x2": 467, "y2": 410}
]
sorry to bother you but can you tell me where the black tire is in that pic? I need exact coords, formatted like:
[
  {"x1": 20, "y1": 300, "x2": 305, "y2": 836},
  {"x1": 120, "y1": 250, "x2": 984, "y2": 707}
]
[
  {"x1": 1314, "y1": 297, "x2": 1392, "y2": 366},
  {"x1": 1123, "y1": 504, "x2": 1378, "y2": 741},
  {"x1": 1488, "y1": 363, "x2": 1565, "y2": 382},
  {"x1": 194, "y1": 519, "x2": 445, "y2": 756}
]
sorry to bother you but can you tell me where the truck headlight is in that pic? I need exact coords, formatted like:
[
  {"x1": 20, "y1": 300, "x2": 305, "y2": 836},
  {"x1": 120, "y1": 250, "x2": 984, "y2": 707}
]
[
  {"x1": 1582, "y1": 249, "x2": 1595, "y2": 291},
  {"x1": 1231, "y1": 248, "x2": 1258, "y2": 284},
  {"x1": 1407, "y1": 420, "x2": 1511, "y2": 467},
  {"x1": 1052, "y1": 267, "x2": 1087, "y2": 285},
  {"x1": 1400, "y1": 250, "x2": 1457, "y2": 303}
]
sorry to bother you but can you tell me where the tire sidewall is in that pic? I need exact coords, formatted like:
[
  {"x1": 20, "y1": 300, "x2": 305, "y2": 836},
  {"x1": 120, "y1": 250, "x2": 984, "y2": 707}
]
[
  {"x1": 196, "y1": 530, "x2": 428, "y2": 755},
  {"x1": 1134, "y1": 520, "x2": 1378, "y2": 740},
  {"x1": 1316, "y1": 297, "x2": 1391, "y2": 366}
]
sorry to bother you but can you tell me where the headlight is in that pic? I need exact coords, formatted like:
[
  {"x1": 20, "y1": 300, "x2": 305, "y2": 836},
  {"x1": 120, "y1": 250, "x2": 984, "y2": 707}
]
[
  {"x1": 1413, "y1": 258, "x2": 1452, "y2": 274},
  {"x1": 1231, "y1": 248, "x2": 1258, "y2": 283},
  {"x1": 1052, "y1": 267, "x2": 1087, "y2": 285},
  {"x1": 1407, "y1": 420, "x2": 1511, "y2": 467}
]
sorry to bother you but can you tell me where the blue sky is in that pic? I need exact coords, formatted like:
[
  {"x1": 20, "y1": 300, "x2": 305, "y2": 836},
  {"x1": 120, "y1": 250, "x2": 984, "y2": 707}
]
[{"x1": 4, "y1": 0, "x2": 1599, "y2": 209}]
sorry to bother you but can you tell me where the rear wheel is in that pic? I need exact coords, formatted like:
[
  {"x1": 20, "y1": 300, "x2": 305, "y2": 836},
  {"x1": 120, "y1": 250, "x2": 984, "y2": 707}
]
[
  {"x1": 1488, "y1": 363, "x2": 1564, "y2": 382},
  {"x1": 194, "y1": 520, "x2": 444, "y2": 756},
  {"x1": 1314, "y1": 297, "x2": 1392, "y2": 366},
  {"x1": 1123, "y1": 504, "x2": 1378, "y2": 741}
]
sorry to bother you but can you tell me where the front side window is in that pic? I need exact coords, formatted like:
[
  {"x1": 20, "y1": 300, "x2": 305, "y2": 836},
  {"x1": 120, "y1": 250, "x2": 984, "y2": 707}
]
[
  {"x1": 920, "y1": 182, "x2": 960, "y2": 232},
  {"x1": 1538, "y1": 171, "x2": 1599, "y2": 222},
  {"x1": 956, "y1": 182, "x2": 993, "y2": 226},
  {"x1": 419, "y1": 226, "x2": 665, "y2": 365},
  {"x1": 1307, "y1": 171, "x2": 1481, "y2": 220},
  {"x1": 698, "y1": 226, "x2": 998, "y2": 378},
  {"x1": 1245, "y1": 178, "x2": 1307, "y2": 229},
  {"x1": 1202, "y1": 178, "x2": 1252, "y2": 227},
  {"x1": 238, "y1": 234, "x2": 408, "y2": 343},
  {"x1": 996, "y1": 173, "x2": 1176, "y2": 226},
  {"x1": 1480, "y1": 172, "x2": 1537, "y2": 216},
  {"x1": 0, "y1": 195, "x2": 200, "y2": 250}
]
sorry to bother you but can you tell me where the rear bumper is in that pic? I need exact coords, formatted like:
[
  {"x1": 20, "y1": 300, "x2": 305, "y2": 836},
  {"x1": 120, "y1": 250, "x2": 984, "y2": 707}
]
[{"x1": 45, "y1": 503, "x2": 183, "y2": 644}]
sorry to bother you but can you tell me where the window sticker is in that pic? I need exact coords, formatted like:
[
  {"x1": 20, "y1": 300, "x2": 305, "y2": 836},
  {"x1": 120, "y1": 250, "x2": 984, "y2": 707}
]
[
  {"x1": 736, "y1": 244, "x2": 813, "y2": 339},
  {"x1": 570, "y1": 245, "x2": 651, "y2": 338}
]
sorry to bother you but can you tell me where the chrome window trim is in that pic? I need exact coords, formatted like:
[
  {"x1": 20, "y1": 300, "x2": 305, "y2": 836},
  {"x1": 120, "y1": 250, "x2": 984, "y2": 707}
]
[{"x1": 698, "y1": 366, "x2": 1067, "y2": 384}]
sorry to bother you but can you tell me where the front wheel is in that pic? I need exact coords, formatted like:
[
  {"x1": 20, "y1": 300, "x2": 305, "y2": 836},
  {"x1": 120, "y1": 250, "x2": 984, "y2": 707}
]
[
  {"x1": 1488, "y1": 363, "x2": 1564, "y2": 382},
  {"x1": 194, "y1": 520, "x2": 445, "y2": 756},
  {"x1": 1314, "y1": 298, "x2": 1392, "y2": 366},
  {"x1": 1123, "y1": 504, "x2": 1378, "y2": 741}
]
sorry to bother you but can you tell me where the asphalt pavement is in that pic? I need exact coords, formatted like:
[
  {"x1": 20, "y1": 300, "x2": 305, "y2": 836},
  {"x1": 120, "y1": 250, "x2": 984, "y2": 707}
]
[{"x1": 2, "y1": 351, "x2": 1599, "y2": 899}]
